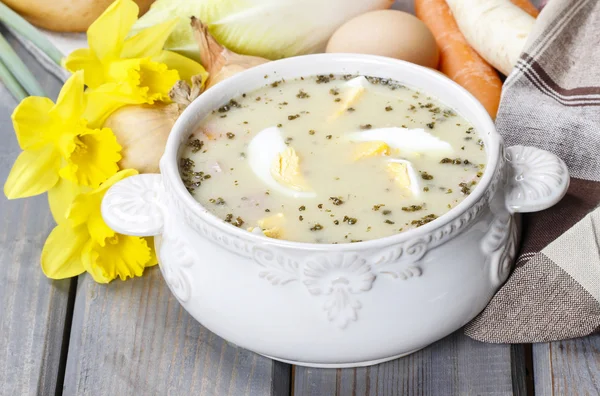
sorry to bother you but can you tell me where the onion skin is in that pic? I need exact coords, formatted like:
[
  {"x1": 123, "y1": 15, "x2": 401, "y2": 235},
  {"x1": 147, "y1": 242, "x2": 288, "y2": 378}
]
[
  {"x1": 191, "y1": 17, "x2": 269, "y2": 90},
  {"x1": 104, "y1": 103, "x2": 180, "y2": 174},
  {"x1": 3, "y1": 0, "x2": 155, "y2": 32}
]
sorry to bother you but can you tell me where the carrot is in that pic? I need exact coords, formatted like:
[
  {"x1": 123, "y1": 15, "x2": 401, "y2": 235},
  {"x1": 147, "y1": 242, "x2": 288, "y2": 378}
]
[
  {"x1": 510, "y1": 0, "x2": 540, "y2": 17},
  {"x1": 415, "y1": 0, "x2": 503, "y2": 118}
]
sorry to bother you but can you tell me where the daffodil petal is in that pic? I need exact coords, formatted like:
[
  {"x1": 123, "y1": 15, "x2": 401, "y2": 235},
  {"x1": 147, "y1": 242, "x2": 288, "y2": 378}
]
[
  {"x1": 84, "y1": 87, "x2": 136, "y2": 128},
  {"x1": 122, "y1": 19, "x2": 178, "y2": 59},
  {"x1": 11, "y1": 96, "x2": 55, "y2": 150},
  {"x1": 154, "y1": 50, "x2": 208, "y2": 84},
  {"x1": 67, "y1": 169, "x2": 137, "y2": 244},
  {"x1": 48, "y1": 178, "x2": 87, "y2": 224},
  {"x1": 62, "y1": 48, "x2": 106, "y2": 89},
  {"x1": 4, "y1": 146, "x2": 60, "y2": 199},
  {"x1": 68, "y1": 192, "x2": 114, "y2": 244},
  {"x1": 41, "y1": 223, "x2": 87, "y2": 279},
  {"x1": 95, "y1": 168, "x2": 139, "y2": 194},
  {"x1": 51, "y1": 71, "x2": 86, "y2": 121},
  {"x1": 81, "y1": 234, "x2": 152, "y2": 283},
  {"x1": 144, "y1": 237, "x2": 158, "y2": 267},
  {"x1": 59, "y1": 128, "x2": 121, "y2": 188},
  {"x1": 87, "y1": 0, "x2": 139, "y2": 62}
]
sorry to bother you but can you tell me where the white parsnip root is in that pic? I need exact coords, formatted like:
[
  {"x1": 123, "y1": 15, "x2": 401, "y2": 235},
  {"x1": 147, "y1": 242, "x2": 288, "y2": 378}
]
[{"x1": 445, "y1": 0, "x2": 535, "y2": 75}]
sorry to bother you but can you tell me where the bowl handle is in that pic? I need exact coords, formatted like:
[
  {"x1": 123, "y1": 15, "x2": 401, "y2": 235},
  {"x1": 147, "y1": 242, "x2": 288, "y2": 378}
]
[
  {"x1": 504, "y1": 145, "x2": 570, "y2": 213},
  {"x1": 101, "y1": 174, "x2": 165, "y2": 236}
]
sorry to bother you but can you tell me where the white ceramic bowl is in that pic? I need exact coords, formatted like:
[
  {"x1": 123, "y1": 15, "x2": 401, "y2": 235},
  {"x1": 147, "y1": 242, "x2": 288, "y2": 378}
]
[{"x1": 101, "y1": 54, "x2": 569, "y2": 368}]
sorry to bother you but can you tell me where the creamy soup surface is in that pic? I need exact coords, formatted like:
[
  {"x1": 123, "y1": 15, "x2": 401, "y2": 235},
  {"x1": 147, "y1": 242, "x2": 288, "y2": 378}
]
[{"x1": 179, "y1": 74, "x2": 487, "y2": 244}]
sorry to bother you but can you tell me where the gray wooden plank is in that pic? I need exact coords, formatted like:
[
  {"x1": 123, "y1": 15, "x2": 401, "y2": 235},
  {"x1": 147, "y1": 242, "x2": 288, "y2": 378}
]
[
  {"x1": 0, "y1": 29, "x2": 73, "y2": 395},
  {"x1": 63, "y1": 269, "x2": 291, "y2": 396},
  {"x1": 293, "y1": 331, "x2": 527, "y2": 396},
  {"x1": 533, "y1": 335, "x2": 600, "y2": 396}
]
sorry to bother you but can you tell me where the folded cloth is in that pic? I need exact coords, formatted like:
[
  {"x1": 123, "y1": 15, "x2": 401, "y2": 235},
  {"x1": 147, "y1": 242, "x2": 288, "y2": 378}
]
[{"x1": 465, "y1": 0, "x2": 600, "y2": 343}]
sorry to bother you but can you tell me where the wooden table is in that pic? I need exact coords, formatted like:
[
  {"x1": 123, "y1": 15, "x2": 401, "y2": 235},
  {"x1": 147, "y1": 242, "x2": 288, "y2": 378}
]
[{"x1": 1, "y1": 27, "x2": 599, "y2": 396}]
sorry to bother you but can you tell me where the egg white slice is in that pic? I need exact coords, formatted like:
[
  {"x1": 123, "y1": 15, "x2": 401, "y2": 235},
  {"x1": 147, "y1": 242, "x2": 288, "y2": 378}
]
[
  {"x1": 348, "y1": 127, "x2": 453, "y2": 156},
  {"x1": 329, "y1": 76, "x2": 370, "y2": 119},
  {"x1": 247, "y1": 126, "x2": 316, "y2": 199},
  {"x1": 387, "y1": 159, "x2": 421, "y2": 197}
]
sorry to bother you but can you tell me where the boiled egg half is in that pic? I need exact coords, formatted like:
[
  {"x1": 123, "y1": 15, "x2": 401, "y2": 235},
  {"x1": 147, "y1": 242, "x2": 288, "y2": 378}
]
[{"x1": 247, "y1": 126, "x2": 316, "y2": 199}]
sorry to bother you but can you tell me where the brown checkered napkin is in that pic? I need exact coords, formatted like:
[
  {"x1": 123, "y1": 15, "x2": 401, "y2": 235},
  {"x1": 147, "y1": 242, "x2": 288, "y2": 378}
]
[{"x1": 464, "y1": 0, "x2": 600, "y2": 343}]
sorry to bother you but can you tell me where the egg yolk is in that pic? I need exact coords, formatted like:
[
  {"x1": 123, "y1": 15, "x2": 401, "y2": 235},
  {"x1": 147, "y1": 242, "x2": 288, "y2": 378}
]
[
  {"x1": 353, "y1": 141, "x2": 391, "y2": 161},
  {"x1": 386, "y1": 162, "x2": 413, "y2": 197},
  {"x1": 256, "y1": 213, "x2": 285, "y2": 239},
  {"x1": 270, "y1": 147, "x2": 311, "y2": 192}
]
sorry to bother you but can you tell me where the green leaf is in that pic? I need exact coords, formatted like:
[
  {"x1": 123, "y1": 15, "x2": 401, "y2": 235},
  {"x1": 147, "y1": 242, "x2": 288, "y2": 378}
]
[
  {"x1": 0, "y1": 2, "x2": 63, "y2": 65},
  {"x1": 0, "y1": 33, "x2": 45, "y2": 97}
]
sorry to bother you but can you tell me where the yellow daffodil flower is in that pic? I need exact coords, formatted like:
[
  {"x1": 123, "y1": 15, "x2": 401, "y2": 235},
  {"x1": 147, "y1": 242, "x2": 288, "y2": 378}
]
[
  {"x1": 3, "y1": 71, "x2": 121, "y2": 200},
  {"x1": 41, "y1": 169, "x2": 157, "y2": 283},
  {"x1": 63, "y1": 0, "x2": 207, "y2": 126}
]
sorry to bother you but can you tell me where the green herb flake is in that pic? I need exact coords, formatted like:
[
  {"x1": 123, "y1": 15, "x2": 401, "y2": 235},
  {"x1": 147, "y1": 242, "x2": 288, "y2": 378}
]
[
  {"x1": 217, "y1": 99, "x2": 241, "y2": 113},
  {"x1": 421, "y1": 172, "x2": 434, "y2": 180},
  {"x1": 343, "y1": 216, "x2": 357, "y2": 225},
  {"x1": 329, "y1": 197, "x2": 344, "y2": 206},
  {"x1": 226, "y1": 132, "x2": 235, "y2": 139},
  {"x1": 459, "y1": 182, "x2": 472, "y2": 195},
  {"x1": 296, "y1": 90, "x2": 310, "y2": 99},
  {"x1": 411, "y1": 214, "x2": 438, "y2": 227},
  {"x1": 310, "y1": 223, "x2": 324, "y2": 231},
  {"x1": 188, "y1": 138, "x2": 204, "y2": 153},
  {"x1": 316, "y1": 75, "x2": 331, "y2": 84}
]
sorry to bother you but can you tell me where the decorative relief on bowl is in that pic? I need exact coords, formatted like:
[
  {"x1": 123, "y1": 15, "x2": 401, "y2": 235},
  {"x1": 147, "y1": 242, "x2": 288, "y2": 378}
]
[
  {"x1": 482, "y1": 213, "x2": 518, "y2": 287},
  {"x1": 160, "y1": 226, "x2": 196, "y2": 303},
  {"x1": 157, "y1": 197, "x2": 196, "y2": 303},
  {"x1": 253, "y1": 249, "x2": 422, "y2": 329}
]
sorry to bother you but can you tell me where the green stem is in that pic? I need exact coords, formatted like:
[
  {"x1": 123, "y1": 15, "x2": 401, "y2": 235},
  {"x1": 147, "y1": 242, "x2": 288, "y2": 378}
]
[
  {"x1": 0, "y1": 33, "x2": 45, "y2": 97},
  {"x1": 0, "y1": 2, "x2": 63, "y2": 65},
  {"x1": 0, "y1": 57, "x2": 26, "y2": 101}
]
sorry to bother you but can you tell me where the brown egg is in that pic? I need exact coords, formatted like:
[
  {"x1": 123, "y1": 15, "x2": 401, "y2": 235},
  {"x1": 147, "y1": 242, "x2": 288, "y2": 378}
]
[{"x1": 326, "y1": 10, "x2": 439, "y2": 69}]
